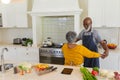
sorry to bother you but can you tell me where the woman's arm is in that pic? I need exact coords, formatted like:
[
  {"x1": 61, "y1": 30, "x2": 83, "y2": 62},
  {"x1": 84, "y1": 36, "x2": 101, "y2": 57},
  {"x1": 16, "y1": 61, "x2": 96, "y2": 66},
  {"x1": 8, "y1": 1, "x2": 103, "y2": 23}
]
[{"x1": 79, "y1": 45, "x2": 101, "y2": 58}]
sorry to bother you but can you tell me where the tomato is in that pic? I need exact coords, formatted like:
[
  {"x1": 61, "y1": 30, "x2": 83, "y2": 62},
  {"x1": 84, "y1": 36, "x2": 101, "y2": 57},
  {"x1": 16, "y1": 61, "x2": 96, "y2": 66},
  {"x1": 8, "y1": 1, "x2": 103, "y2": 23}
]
[
  {"x1": 35, "y1": 67, "x2": 40, "y2": 71},
  {"x1": 93, "y1": 67, "x2": 99, "y2": 72},
  {"x1": 91, "y1": 70, "x2": 99, "y2": 76}
]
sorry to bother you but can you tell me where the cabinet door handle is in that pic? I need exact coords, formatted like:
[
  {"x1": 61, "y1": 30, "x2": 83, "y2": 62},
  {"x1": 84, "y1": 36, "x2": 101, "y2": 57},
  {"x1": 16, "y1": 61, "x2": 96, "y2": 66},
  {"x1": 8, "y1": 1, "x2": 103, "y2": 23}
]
[{"x1": 26, "y1": 53, "x2": 29, "y2": 55}]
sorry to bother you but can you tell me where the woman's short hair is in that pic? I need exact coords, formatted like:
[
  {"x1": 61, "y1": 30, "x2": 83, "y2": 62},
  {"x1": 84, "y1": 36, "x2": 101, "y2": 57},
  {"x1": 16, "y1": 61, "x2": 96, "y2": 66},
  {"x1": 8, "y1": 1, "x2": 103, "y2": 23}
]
[{"x1": 66, "y1": 31, "x2": 77, "y2": 43}]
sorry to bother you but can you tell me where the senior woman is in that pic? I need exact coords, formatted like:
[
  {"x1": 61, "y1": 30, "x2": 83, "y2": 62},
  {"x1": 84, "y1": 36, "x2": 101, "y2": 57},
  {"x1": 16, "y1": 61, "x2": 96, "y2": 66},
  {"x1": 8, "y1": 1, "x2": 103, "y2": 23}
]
[{"x1": 62, "y1": 31, "x2": 105, "y2": 66}]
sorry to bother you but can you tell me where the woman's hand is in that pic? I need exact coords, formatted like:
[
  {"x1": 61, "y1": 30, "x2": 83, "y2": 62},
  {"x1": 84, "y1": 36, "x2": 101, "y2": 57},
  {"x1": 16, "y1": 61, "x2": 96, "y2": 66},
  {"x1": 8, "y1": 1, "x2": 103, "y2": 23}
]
[{"x1": 101, "y1": 53, "x2": 107, "y2": 59}]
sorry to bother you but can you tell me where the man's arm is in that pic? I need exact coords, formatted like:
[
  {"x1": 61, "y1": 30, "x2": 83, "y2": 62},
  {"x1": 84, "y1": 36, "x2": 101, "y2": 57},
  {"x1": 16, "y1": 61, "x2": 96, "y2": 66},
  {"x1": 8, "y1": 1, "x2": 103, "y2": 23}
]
[
  {"x1": 76, "y1": 30, "x2": 84, "y2": 42},
  {"x1": 100, "y1": 40, "x2": 109, "y2": 58},
  {"x1": 94, "y1": 30, "x2": 109, "y2": 58},
  {"x1": 76, "y1": 38, "x2": 81, "y2": 42}
]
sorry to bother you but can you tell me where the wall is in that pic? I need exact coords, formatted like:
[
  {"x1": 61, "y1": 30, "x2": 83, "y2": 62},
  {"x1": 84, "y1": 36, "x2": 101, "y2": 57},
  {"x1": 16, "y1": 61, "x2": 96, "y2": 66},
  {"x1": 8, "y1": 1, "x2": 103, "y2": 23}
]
[
  {"x1": 0, "y1": 28, "x2": 32, "y2": 43},
  {"x1": 94, "y1": 27, "x2": 120, "y2": 46},
  {"x1": 79, "y1": 0, "x2": 88, "y2": 29},
  {"x1": 27, "y1": 0, "x2": 33, "y2": 28},
  {"x1": 0, "y1": 30, "x2": 2, "y2": 42}
]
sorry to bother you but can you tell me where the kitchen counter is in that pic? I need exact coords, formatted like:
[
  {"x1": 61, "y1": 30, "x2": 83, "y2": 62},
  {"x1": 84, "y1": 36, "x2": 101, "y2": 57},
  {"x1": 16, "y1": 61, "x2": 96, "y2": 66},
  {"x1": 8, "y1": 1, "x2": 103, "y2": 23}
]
[
  {"x1": 0, "y1": 42, "x2": 40, "y2": 48},
  {"x1": 0, "y1": 63, "x2": 115, "y2": 80}
]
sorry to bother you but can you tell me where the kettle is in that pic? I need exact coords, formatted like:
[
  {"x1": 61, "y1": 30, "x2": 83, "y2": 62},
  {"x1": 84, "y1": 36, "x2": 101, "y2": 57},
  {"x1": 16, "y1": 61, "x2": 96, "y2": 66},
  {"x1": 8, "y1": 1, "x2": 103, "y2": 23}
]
[{"x1": 45, "y1": 37, "x2": 53, "y2": 47}]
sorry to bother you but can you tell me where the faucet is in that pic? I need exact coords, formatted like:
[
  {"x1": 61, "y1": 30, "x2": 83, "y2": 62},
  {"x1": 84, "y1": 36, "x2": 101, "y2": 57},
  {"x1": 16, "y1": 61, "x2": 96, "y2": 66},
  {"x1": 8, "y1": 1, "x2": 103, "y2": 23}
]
[{"x1": 1, "y1": 48, "x2": 8, "y2": 73}]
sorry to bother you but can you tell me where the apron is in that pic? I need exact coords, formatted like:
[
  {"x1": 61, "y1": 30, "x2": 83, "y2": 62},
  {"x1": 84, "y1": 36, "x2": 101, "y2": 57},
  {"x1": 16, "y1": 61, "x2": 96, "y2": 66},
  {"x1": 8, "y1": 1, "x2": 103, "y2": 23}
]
[{"x1": 82, "y1": 32, "x2": 99, "y2": 68}]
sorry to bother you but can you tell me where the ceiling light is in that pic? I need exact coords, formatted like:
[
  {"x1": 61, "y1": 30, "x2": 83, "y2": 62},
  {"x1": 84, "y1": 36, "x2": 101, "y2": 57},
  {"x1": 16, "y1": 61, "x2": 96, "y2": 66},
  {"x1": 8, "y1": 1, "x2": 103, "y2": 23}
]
[{"x1": 1, "y1": 0, "x2": 11, "y2": 4}]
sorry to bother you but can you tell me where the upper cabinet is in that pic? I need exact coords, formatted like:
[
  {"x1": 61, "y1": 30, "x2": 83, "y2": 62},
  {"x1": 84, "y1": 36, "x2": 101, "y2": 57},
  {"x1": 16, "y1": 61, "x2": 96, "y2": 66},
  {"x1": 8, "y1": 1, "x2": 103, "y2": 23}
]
[
  {"x1": 2, "y1": 0, "x2": 30, "y2": 28},
  {"x1": 88, "y1": 0, "x2": 120, "y2": 27}
]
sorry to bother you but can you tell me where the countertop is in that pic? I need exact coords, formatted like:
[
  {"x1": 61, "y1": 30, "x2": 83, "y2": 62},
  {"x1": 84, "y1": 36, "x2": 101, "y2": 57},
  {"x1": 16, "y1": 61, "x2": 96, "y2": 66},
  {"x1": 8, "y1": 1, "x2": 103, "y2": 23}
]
[
  {"x1": 0, "y1": 42, "x2": 40, "y2": 48},
  {"x1": 0, "y1": 42, "x2": 120, "y2": 52},
  {"x1": 0, "y1": 63, "x2": 115, "y2": 80}
]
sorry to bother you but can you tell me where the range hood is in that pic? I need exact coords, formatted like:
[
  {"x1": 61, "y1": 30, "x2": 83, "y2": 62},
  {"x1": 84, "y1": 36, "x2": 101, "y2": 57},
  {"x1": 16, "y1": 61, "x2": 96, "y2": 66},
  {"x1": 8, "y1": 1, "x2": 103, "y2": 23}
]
[
  {"x1": 28, "y1": 0, "x2": 83, "y2": 46},
  {"x1": 31, "y1": 0, "x2": 82, "y2": 13}
]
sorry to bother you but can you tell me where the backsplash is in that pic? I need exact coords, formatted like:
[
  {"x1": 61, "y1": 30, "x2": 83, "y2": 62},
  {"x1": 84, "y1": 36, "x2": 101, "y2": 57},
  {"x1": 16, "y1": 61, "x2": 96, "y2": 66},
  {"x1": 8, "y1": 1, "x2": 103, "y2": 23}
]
[
  {"x1": 0, "y1": 28, "x2": 32, "y2": 44},
  {"x1": 42, "y1": 16, "x2": 74, "y2": 43}
]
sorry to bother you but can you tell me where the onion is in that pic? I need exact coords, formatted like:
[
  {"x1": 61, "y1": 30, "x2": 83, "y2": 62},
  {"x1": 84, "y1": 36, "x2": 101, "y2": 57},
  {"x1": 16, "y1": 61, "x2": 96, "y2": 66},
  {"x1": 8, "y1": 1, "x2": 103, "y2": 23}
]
[
  {"x1": 99, "y1": 69, "x2": 109, "y2": 77},
  {"x1": 107, "y1": 72, "x2": 114, "y2": 79}
]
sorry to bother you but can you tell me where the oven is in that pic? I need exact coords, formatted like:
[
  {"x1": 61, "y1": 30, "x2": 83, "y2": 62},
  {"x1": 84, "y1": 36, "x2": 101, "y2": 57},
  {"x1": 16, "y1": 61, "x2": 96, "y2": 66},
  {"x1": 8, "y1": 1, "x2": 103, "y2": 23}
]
[{"x1": 39, "y1": 48, "x2": 64, "y2": 65}]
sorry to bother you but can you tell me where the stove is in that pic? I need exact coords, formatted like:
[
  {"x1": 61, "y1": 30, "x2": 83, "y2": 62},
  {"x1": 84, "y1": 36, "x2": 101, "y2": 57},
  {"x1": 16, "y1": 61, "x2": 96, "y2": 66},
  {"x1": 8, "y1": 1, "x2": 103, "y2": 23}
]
[
  {"x1": 39, "y1": 47, "x2": 64, "y2": 65},
  {"x1": 41, "y1": 44, "x2": 63, "y2": 48}
]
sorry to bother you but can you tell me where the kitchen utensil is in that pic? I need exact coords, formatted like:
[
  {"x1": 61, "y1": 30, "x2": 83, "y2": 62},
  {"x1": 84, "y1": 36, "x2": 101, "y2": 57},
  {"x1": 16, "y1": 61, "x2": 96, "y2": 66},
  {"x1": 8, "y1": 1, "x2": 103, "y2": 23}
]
[
  {"x1": 0, "y1": 63, "x2": 13, "y2": 71},
  {"x1": 107, "y1": 43, "x2": 117, "y2": 49},
  {"x1": 46, "y1": 37, "x2": 53, "y2": 47},
  {"x1": 34, "y1": 66, "x2": 57, "y2": 75},
  {"x1": 61, "y1": 68, "x2": 73, "y2": 75}
]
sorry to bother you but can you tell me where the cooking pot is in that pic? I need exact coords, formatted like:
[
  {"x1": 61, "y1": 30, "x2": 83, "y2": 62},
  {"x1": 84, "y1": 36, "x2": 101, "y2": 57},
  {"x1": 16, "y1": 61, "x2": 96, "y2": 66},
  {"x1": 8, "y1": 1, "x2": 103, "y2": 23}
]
[
  {"x1": 53, "y1": 43, "x2": 64, "y2": 48},
  {"x1": 46, "y1": 41, "x2": 53, "y2": 47}
]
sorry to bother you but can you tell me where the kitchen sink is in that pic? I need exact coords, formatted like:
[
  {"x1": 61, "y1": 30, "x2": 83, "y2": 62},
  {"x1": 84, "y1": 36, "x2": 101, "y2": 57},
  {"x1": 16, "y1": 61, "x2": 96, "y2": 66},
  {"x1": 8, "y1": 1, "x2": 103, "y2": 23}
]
[{"x1": 0, "y1": 63, "x2": 13, "y2": 71}]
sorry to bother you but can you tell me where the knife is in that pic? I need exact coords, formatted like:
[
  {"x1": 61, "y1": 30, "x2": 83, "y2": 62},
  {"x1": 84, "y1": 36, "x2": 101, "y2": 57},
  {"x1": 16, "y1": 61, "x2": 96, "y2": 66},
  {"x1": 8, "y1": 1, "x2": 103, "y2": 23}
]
[
  {"x1": 51, "y1": 67, "x2": 57, "y2": 71},
  {"x1": 37, "y1": 67, "x2": 57, "y2": 75},
  {"x1": 46, "y1": 66, "x2": 54, "y2": 70}
]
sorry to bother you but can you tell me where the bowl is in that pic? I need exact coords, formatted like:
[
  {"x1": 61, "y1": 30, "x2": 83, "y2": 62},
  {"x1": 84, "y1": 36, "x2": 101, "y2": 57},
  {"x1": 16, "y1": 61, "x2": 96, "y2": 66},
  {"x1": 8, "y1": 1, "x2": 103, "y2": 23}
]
[
  {"x1": 33, "y1": 64, "x2": 55, "y2": 75},
  {"x1": 107, "y1": 43, "x2": 117, "y2": 49},
  {"x1": 33, "y1": 64, "x2": 50, "y2": 75}
]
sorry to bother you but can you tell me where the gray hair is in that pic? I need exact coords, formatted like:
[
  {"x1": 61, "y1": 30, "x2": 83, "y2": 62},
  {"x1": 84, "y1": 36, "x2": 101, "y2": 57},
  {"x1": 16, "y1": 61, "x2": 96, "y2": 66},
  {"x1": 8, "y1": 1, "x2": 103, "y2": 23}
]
[{"x1": 66, "y1": 31, "x2": 77, "y2": 43}]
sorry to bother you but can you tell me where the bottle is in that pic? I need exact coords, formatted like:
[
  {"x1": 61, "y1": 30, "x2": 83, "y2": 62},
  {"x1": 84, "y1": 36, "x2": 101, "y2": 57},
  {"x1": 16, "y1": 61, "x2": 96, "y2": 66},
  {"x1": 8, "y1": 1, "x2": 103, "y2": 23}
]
[{"x1": 14, "y1": 66, "x2": 19, "y2": 74}]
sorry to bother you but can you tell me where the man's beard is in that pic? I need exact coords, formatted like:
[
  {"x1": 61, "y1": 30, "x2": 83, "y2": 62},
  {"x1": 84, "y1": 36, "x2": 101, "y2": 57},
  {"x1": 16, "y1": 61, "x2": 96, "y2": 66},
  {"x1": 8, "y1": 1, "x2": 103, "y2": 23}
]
[{"x1": 85, "y1": 25, "x2": 91, "y2": 32}]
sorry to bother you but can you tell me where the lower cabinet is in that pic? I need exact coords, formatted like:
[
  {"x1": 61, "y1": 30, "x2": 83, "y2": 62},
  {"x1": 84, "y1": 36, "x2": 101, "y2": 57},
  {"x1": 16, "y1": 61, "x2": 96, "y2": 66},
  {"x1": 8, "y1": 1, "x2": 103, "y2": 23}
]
[
  {"x1": 16, "y1": 47, "x2": 39, "y2": 63},
  {"x1": 100, "y1": 53, "x2": 119, "y2": 70},
  {"x1": 3, "y1": 47, "x2": 17, "y2": 62},
  {"x1": 2, "y1": 47, "x2": 39, "y2": 63}
]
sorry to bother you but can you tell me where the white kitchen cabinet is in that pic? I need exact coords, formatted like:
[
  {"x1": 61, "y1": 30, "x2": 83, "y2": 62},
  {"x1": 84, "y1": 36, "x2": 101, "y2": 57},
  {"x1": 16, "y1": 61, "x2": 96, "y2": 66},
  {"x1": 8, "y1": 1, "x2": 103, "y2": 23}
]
[
  {"x1": 104, "y1": 0, "x2": 120, "y2": 27},
  {"x1": 118, "y1": 56, "x2": 120, "y2": 70},
  {"x1": 88, "y1": 0, "x2": 120, "y2": 27},
  {"x1": 2, "y1": 0, "x2": 28, "y2": 28},
  {"x1": 0, "y1": 46, "x2": 39, "y2": 63},
  {"x1": 0, "y1": 46, "x2": 17, "y2": 61},
  {"x1": 100, "y1": 53, "x2": 119, "y2": 70},
  {"x1": 88, "y1": 0, "x2": 104, "y2": 27},
  {"x1": 26, "y1": 47, "x2": 39, "y2": 63},
  {"x1": 4, "y1": 47, "x2": 17, "y2": 61},
  {"x1": 15, "y1": 47, "x2": 39, "y2": 63},
  {"x1": 2, "y1": 4, "x2": 16, "y2": 27}
]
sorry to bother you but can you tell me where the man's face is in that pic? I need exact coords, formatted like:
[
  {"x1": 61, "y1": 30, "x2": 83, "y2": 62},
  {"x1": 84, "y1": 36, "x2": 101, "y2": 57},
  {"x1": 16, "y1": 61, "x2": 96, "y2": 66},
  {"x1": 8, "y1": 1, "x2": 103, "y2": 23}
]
[{"x1": 83, "y1": 19, "x2": 92, "y2": 30}]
